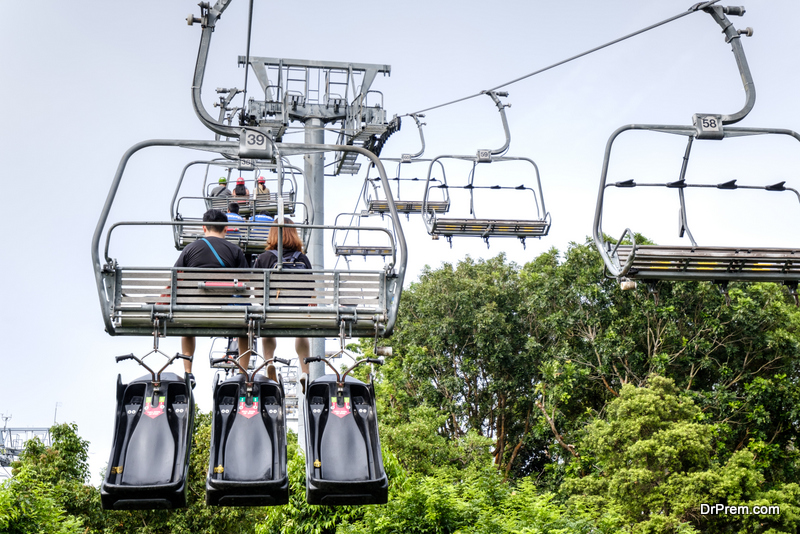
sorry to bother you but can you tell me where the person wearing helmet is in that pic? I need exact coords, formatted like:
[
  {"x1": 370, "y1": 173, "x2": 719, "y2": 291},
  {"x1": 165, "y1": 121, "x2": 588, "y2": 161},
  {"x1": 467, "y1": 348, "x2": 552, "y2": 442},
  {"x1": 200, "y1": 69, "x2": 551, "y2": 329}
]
[
  {"x1": 232, "y1": 177, "x2": 250, "y2": 198},
  {"x1": 210, "y1": 177, "x2": 232, "y2": 197},
  {"x1": 253, "y1": 176, "x2": 271, "y2": 200}
]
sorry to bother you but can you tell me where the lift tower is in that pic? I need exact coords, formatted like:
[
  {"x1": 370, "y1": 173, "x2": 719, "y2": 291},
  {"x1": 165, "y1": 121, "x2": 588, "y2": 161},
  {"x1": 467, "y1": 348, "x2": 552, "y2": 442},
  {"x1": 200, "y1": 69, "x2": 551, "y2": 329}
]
[{"x1": 236, "y1": 57, "x2": 393, "y2": 374}]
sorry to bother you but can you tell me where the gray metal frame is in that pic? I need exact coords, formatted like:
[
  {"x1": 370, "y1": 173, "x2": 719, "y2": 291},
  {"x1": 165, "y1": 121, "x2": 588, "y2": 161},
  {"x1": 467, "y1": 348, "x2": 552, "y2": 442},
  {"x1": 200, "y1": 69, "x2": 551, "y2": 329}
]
[
  {"x1": 592, "y1": 124, "x2": 800, "y2": 281},
  {"x1": 419, "y1": 91, "x2": 550, "y2": 244},
  {"x1": 92, "y1": 140, "x2": 407, "y2": 338},
  {"x1": 592, "y1": 5, "x2": 800, "y2": 284}
]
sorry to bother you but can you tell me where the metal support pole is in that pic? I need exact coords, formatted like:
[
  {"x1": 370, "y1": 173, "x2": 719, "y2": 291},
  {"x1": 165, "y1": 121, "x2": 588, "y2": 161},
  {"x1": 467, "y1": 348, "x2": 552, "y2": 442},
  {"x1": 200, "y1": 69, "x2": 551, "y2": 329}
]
[{"x1": 304, "y1": 118, "x2": 326, "y2": 380}]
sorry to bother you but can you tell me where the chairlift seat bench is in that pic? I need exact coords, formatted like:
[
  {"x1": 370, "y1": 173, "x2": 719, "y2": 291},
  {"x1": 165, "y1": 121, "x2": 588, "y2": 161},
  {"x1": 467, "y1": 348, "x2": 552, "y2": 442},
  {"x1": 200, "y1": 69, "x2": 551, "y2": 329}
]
[
  {"x1": 615, "y1": 245, "x2": 800, "y2": 282},
  {"x1": 109, "y1": 268, "x2": 390, "y2": 336},
  {"x1": 334, "y1": 245, "x2": 393, "y2": 257},
  {"x1": 368, "y1": 199, "x2": 450, "y2": 215},
  {"x1": 430, "y1": 217, "x2": 550, "y2": 238},
  {"x1": 205, "y1": 193, "x2": 296, "y2": 217},
  {"x1": 177, "y1": 227, "x2": 269, "y2": 254}
]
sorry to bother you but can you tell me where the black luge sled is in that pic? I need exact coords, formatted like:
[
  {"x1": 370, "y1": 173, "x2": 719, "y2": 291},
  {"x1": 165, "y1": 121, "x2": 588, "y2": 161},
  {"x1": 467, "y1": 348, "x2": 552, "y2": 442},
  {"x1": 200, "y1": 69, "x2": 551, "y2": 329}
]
[
  {"x1": 303, "y1": 355, "x2": 388, "y2": 505},
  {"x1": 206, "y1": 356, "x2": 289, "y2": 506},
  {"x1": 101, "y1": 351, "x2": 194, "y2": 510}
]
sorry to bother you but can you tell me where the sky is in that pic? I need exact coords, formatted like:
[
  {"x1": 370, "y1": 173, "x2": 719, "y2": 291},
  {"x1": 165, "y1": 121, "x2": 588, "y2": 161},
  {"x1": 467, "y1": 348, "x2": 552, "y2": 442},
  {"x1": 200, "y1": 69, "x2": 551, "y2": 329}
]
[{"x1": 1, "y1": 1, "x2": 799, "y2": 484}]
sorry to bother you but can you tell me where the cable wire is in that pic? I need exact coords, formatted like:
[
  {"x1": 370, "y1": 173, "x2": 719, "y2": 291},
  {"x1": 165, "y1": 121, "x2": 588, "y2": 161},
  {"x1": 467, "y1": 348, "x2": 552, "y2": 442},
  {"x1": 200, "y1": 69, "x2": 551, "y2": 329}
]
[
  {"x1": 240, "y1": 0, "x2": 256, "y2": 116},
  {"x1": 402, "y1": 0, "x2": 723, "y2": 117}
]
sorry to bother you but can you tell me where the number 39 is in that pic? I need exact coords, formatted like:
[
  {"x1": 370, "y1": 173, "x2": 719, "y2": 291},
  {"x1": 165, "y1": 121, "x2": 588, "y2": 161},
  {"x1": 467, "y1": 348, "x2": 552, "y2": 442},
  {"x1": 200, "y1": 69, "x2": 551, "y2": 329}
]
[{"x1": 247, "y1": 133, "x2": 265, "y2": 145}]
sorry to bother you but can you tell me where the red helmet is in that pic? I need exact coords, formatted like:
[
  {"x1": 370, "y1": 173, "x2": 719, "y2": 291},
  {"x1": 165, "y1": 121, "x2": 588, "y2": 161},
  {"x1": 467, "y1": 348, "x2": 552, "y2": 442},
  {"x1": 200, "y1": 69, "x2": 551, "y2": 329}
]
[
  {"x1": 236, "y1": 177, "x2": 245, "y2": 185},
  {"x1": 258, "y1": 176, "x2": 266, "y2": 184}
]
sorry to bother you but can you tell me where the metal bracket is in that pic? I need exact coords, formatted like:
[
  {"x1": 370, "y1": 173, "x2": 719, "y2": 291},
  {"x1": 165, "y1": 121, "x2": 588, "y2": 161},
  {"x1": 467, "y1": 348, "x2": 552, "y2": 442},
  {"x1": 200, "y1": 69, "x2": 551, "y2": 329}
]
[
  {"x1": 714, "y1": 280, "x2": 731, "y2": 305},
  {"x1": 785, "y1": 281, "x2": 799, "y2": 306}
]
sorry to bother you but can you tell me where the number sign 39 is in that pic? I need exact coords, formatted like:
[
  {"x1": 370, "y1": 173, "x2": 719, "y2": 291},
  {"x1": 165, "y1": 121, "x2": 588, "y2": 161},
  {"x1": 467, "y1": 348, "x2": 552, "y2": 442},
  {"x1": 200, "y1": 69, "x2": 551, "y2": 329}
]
[{"x1": 239, "y1": 129, "x2": 273, "y2": 159}]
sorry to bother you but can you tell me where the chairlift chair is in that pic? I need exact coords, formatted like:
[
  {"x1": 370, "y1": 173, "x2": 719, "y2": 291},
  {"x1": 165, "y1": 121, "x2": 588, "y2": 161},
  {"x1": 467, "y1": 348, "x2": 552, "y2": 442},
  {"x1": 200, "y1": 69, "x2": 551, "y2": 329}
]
[
  {"x1": 365, "y1": 114, "x2": 451, "y2": 217},
  {"x1": 172, "y1": 158, "x2": 309, "y2": 255},
  {"x1": 421, "y1": 91, "x2": 550, "y2": 247},
  {"x1": 332, "y1": 211, "x2": 397, "y2": 260},
  {"x1": 93, "y1": 140, "x2": 407, "y2": 340},
  {"x1": 592, "y1": 5, "x2": 800, "y2": 302}
]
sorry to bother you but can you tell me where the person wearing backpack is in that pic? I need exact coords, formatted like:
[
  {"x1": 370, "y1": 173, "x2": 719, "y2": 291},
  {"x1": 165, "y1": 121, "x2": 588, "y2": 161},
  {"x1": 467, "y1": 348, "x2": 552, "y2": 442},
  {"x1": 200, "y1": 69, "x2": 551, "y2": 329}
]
[
  {"x1": 253, "y1": 218, "x2": 312, "y2": 391},
  {"x1": 174, "y1": 209, "x2": 251, "y2": 386}
]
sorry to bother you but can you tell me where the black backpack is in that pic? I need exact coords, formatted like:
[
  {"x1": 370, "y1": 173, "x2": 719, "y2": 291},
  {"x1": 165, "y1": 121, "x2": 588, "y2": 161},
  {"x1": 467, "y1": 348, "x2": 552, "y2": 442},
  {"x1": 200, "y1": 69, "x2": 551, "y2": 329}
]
[{"x1": 267, "y1": 250, "x2": 306, "y2": 269}]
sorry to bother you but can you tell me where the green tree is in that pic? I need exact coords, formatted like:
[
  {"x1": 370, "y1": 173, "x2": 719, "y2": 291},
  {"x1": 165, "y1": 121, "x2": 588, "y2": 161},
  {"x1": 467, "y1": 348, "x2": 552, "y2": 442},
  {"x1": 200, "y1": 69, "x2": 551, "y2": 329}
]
[
  {"x1": 564, "y1": 376, "x2": 800, "y2": 533},
  {"x1": 383, "y1": 254, "x2": 542, "y2": 474},
  {"x1": 0, "y1": 422, "x2": 98, "y2": 534}
]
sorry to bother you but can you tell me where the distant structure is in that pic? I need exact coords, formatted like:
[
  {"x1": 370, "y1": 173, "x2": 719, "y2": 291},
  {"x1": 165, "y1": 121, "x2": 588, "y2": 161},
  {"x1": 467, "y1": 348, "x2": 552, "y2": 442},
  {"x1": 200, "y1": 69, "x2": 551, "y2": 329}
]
[{"x1": 0, "y1": 414, "x2": 52, "y2": 477}]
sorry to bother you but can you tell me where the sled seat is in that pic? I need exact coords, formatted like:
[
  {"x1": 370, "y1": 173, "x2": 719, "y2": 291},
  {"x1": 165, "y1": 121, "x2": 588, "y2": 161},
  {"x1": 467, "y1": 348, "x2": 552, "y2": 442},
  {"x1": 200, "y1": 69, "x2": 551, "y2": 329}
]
[{"x1": 616, "y1": 245, "x2": 800, "y2": 282}]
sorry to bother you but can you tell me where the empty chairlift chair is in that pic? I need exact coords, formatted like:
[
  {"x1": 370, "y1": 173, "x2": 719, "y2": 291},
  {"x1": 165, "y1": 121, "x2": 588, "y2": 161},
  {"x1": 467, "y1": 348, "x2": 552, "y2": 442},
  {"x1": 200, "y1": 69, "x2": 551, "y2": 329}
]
[
  {"x1": 592, "y1": 5, "x2": 800, "y2": 302},
  {"x1": 332, "y1": 211, "x2": 397, "y2": 260},
  {"x1": 365, "y1": 113, "x2": 451, "y2": 217},
  {"x1": 421, "y1": 91, "x2": 550, "y2": 247}
]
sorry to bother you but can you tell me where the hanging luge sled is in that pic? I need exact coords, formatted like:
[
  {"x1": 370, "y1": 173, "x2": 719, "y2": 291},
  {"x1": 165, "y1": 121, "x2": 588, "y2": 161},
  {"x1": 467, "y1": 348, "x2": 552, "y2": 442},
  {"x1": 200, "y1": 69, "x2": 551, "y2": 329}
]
[
  {"x1": 101, "y1": 331, "x2": 194, "y2": 510},
  {"x1": 206, "y1": 342, "x2": 290, "y2": 506},
  {"x1": 303, "y1": 342, "x2": 389, "y2": 505},
  {"x1": 592, "y1": 6, "x2": 800, "y2": 298}
]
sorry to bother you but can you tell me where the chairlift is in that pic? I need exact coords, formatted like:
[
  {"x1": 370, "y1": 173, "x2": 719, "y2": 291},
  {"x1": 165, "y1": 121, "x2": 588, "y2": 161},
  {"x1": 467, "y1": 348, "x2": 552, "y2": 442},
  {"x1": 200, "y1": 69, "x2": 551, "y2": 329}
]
[
  {"x1": 422, "y1": 91, "x2": 551, "y2": 247},
  {"x1": 331, "y1": 211, "x2": 397, "y2": 262},
  {"x1": 364, "y1": 114, "x2": 451, "y2": 217},
  {"x1": 592, "y1": 6, "x2": 800, "y2": 302},
  {"x1": 171, "y1": 158, "x2": 309, "y2": 255},
  {"x1": 93, "y1": 140, "x2": 407, "y2": 340}
]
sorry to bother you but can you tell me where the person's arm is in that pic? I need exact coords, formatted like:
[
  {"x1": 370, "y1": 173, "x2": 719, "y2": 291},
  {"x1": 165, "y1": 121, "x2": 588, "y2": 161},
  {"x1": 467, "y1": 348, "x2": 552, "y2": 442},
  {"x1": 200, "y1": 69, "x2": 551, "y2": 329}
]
[{"x1": 175, "y1": 249, "x2": 188, "y2": 268}]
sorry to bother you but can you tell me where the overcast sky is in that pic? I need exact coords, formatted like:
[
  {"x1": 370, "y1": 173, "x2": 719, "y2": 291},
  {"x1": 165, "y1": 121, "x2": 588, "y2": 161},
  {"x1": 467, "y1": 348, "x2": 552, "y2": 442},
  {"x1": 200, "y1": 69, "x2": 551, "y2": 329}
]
[{"x1": 1, "y1": 1, "x2": 798, "y2": 483}]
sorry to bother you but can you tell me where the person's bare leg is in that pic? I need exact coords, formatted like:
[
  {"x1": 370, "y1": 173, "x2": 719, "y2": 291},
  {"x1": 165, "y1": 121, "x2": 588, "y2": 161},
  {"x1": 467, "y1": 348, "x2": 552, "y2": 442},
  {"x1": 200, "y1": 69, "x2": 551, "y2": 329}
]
[
  {"x1": 181, "y1": 337, "x2": 195, "y2": 373},
  {"x1": 262, "y1": 337, "x2": 278, "y2": 381},
  {"x1": 261, "y1": 337, "x2": 277, "y2": 360},
  {"x1": 237, "y1": 336, "x2": 251, "y2": 374},
  {"x1": 295, "y1": 337, "x2": 310, "y2": 375}
]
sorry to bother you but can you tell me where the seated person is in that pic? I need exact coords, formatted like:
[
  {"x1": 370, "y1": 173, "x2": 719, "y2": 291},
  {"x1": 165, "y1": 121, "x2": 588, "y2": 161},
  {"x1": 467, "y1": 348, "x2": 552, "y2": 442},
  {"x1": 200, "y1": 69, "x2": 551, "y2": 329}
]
[
  {"x1": 174, "y1": 209, "x2": 250, "y2": 380},
  {"x1": 232, "y1": 177, "x2": 250, "y2": 199},
  {"x1": 253, "y1": 220, "x2": 311, "y2": 390},
  {"x1": 210, "y1": 177, "x2": 232, "y2": 197},
  {"x1": 254, "y1": 176, "x2": 271, "y2": 200},
  {"x1": 226, "y1": 202, "x2": 245, "y2": 238},
  {"x1": 251, "y1": 210, "x2": 274, "y2": 240}
]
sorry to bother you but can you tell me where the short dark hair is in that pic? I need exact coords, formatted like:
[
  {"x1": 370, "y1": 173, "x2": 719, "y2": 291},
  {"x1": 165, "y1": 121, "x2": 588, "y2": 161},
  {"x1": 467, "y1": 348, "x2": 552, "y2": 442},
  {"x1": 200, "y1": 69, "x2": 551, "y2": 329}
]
[
  {"x1": 227, "y1": 202, "x2": 240, "y2": 214},
  {"x1": 203, "y1": 209, "x2": 228, "y2": 230}
]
